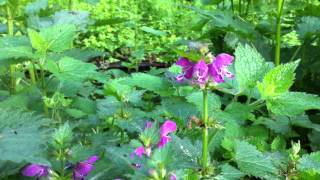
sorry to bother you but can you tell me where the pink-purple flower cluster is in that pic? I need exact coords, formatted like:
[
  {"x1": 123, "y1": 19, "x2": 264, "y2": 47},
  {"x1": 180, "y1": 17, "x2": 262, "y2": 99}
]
[
  {"x1": 131, "y1": 120, "x2": 177, "y2": 179},
  {"x1": 132, "y1": 120, "x2": 177, "y2": 159},
  {"x1": 176, "y1": 53, "x2": 234, "y2": 88},
  {"x1": 21, "y1": 155, "x2": 99, "y2": 180}
]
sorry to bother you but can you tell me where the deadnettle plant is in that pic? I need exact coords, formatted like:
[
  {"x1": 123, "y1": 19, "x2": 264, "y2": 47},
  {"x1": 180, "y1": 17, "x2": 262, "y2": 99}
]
[{"x1": 176, "y1": 53, "x2": 235, "y2": 172}]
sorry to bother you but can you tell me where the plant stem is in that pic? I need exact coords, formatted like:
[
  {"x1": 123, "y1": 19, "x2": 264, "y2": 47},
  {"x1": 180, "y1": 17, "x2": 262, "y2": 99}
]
[
  {"x1": 231, "y1": 0, "x2": 234, "y2": 12},
  {"x1": 275, "y1": 0, "x2": 285, "y2": 66},
  {"x1": 238, "y1": 0, "x2": 242, "y2": 15},
  {"x1": 6, "y1": 5, "x2": 16, "y2": 94},
  {"x1": 28, "y1": 64, "x2": 37, "y2": 85},
  {"x1": 68, "y1": 0, "x2": 73, "y2": 10},
  {"x1": 39, "y1": 63, "x2": 48, "y2": 116},
  {"x1": 201, "y1": 89, "x2": 209, "y2": 170},
  {"x1": 245, "y1": 0, "x2": 251, "y2": 16}
]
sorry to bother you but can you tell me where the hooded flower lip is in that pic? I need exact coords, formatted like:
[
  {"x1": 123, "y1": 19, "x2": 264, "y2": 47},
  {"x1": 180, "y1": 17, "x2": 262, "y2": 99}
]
[
  {"x1": 193, "y1": 59, "x2": 209, "y2": 85},
  {"x1": 176, "y1": 57, "x2": 194, "y2": 81},
  {"x1": 208, "y1": 53, "x2": 234, "y2": 83},
  {"x1": 73, "y1": 155, "x2": 99, "y2": 180},
  {"x1": 21, "y1": 164, "x2": 49, "y2": 178},
  {"x1": 134, "y1": 146, "x2": 145, "y2": 158},
  {"x1": 160, "y1": 120, "x2": 177, "y2": 137},
  {"x1": 169, "y1": 173, "x2": 177, "y2": 180},
  {"x1": 158, "y1": 120, "x2": 177, "y2": 148}
]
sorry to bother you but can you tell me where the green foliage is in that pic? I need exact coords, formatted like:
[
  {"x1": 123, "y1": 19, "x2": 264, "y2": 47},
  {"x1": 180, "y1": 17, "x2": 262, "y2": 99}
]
[
  {"x1": 258, "y1": 61, "x2": 299, "y2": 98},
  {"x1": 46, "y1": 57, "x2": 97, "y2": 82},
  {"x1": 216, "y1": 164, "x2": 245, "y2": 180},
  {"x1": 297, "y1": 152, "x2": 320, "y2": 179},
  {"x1": 28, "y1": 24, "x2": 77, "y2": 53},
  {"x1": 266, "y1": 92, "x2": 320, "y2": 116},
  {"x1": 234, "y1": 140, "x2": 278, "y2": 178},
  {"x1": 234, "y1": 44, "x2": 269, "y2": 91},
  {"x1": 186, "y1": 91, "x2": 221, "y2": 116},
  {"x1": 0, "y1": 109, "x2": 50, "y2": 163}
]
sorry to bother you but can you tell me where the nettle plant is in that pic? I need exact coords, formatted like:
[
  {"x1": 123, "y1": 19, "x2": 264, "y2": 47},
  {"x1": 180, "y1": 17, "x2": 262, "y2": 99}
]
[{"x1": 95, "y1": 43, "x2": 320, "y2": 179}]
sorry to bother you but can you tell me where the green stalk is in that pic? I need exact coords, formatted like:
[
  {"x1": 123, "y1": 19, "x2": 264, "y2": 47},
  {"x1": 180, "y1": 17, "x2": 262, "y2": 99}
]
[
  {"x1": 275, "y1": 0, "x2": 285, "y2": 66},
  {"x1": 201, "y1": 89, "x2": 209, "y2": 170},
  {"x1": 231, "y1": 0, "x2": 234, "y2": 12},
  {"x1": 39, "y1": 63, "x2": 48, "y2": 116},
  {"x1": 245, "y1": 0, "x2": 251, "y2": 16},
  {"x1": 68, "y1": 0, "x2": 73, "y2": 10},
  {"x1": 6, "y1": 5, "x2": 16, "y2": 94},
  {"x1": 238, "y1": 0, "x2": 242, "y2": 15},
  {"x1": 28, "y1": 64, "x2": 37, "y2": 85}
]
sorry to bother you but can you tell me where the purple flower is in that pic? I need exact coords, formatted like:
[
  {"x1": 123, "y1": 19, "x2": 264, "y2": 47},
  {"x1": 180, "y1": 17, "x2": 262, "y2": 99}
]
[
  {"x1": 208, "y1": 53, "x2": 234, "y2": 83},
  {"x1": 73, "y1": 155, "x2": 99, "y2": 180},
  {"x1": 134, "y1": 146, "x2": 145, "y2": 158},
  {"x1": 160, "y1": 120, "x2": 177, "y2": 137},
  {"x1": 175, "y1": 53, "x2": 234, "y2": 86},
  {"x1": 157, "y1": 120, "x2": 177, "y2": 148},
  {"x1": 170, "y1": 173, "x2": 177, "y2": 180},
  {"x1": 176, "y1": 57, "x2": 194, "y2": 81},
  {"x1": 157, "y1": 136, "x2": 172, "y2": 148},
  {"x1": 193, "y1": 60, "x2": 209, "y2": 86},
  {"x1": 21, "y1": 164, "x2": 49, "y2": 178}
]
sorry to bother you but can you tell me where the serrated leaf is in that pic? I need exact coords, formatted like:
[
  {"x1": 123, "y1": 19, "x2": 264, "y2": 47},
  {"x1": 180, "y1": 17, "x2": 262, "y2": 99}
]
[
  {"x1": 28, "y1": 28, "x2": 47, "y2": 51},
  {"x1": 53, "y1": 10, "x2": 90, "y2": 31},
  {"x1": 0, "y1": 109, "x2": 50, "y2": 163},
  {"x1": 297, "y1": 152, "x2": 320, "y2": 179},
  {"x1": 46, "y1": 57, "x2": 97, "y2": 82},
  {"x1": 121, "y1": 73, "x2": 174, "y2": 96},
  {"x1": 266, "y1": 92, "x2": 320, "y2": 116},
  {"x1": 297, "y1": 16, "x2": 320, "y2": 40},
  {"x1": 234, "y1": 140, "x2": 278, "y2": 178},
  {"x1": 97, "y1": 96, "x2": 121, "y2": 118},
  {"x1": 40, "y1": 24, "x2": 77, "y2": 52},
  {"x1": 216, "y1": 164, "x2": 245, "y2": 180},
  {"x1": 235, "y1": 44, "x2": 269, "y2": 91},
  {"x1": 258, "y1": 60, "x2": 299, "y2": 98}
]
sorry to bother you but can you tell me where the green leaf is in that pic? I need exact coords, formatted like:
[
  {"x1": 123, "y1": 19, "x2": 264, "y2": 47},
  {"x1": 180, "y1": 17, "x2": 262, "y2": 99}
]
[
  {"x1": 0, "y1": 36, "x2": 33, "y2": 64},
  {"x1": 0, "y1": 109, "x2": 50, "y2": 163},
  {"x1": 297, "y1": 152, "x2": 320, "y2": 179},
  {"x1": 25, "y1": 0, "x2": 48, "y2": 15},
  {"x1": 160, "y1": 97, "x2": 198, "y2": 126},
  {"x1": 297, "y1": 16, "x2": 320, "y2": 40},
  {"x1": 43, "y1": 24, "x2": 76, "y2": 52},
  {"x1": 186, "y1": 91, "x2": 221, "y2": 116},
  {"x1": 266, "y1": 92, "x2": 320, "y2": 116},
  {"x1": 216, "y1": 164, "x2": 245, "y2": 180},
  {"x1": 121, "y1": 73, "x2": 174, "y2": 96},
  {"x1": 235, "y1": 44, "x2": 269, "y2": 91},
  {"x1": 46, "y1": 57, "x2": 97, "y2": 82},
  {"x1": 28, "y1": 28, "x2": 47, "y2": 51},
  {"x1": 140, "y1": 26, "x2": 167, "y2": 36},
  {"x1": 234, "y1": 140, "x2": 278, "y2": 178},
  {"x1": 53, "y1": 10, "x2": 90, "y2": 31},
  {"x1": 97, "y1": 96, "x2": 121, "y2": 118},
  {"x1": 258, "y1": 60, "x2": 299, "y2": 98}
]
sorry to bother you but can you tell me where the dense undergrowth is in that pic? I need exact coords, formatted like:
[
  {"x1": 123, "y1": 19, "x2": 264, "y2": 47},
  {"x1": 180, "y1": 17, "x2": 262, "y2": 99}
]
[{"x1": 0, "y1": 0, "x2": 320, "y2": 180}]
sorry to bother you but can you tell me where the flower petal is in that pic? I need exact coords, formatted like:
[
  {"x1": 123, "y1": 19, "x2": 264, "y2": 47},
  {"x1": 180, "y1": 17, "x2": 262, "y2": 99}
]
[
  {"x1": 86, "y1": 155, "x2": 99, "y2": 164},
  {"x1": 157, "y1": 136, "x2": 172, "y2": 148},
  {"x1": 74, "y1": 162, "x2": 94, "y2": 177},
  {"x1": 214, "y1": 53, "x2": 234, "y2": 68},
  {"x1": 134, "y1": 146, "x2": 145, "y2": 158},
  {"x1": 21, "y1": 164, "x2": 49, "y2": 177},
  {"x1": 160, "y1": 120, "x2": 177, "y2": 136}
]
